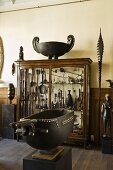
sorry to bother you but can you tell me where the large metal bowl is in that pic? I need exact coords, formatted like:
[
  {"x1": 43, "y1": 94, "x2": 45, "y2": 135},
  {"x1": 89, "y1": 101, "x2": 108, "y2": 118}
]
[
  {"x1": 32, "y1": 35, "x2": 75, "y2": 59},
  {"x1": 11, "y1": 109, "x2": 74, "y2": 150}
]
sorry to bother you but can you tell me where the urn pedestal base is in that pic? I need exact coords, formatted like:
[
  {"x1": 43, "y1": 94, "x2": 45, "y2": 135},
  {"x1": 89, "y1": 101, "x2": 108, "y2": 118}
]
[
  {"x1": 32, "y1": 146, "x2": 64, "y2": 160},
  {"x1": 23, "y1": 147, "x2": 72, "y2": 170},
  {"x1": 2, "y1": 104, "x2": 16, "y2": 139}
]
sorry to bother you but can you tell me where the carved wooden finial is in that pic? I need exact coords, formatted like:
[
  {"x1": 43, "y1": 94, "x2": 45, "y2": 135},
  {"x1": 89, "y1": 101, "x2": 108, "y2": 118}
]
[
  {"x1": 19, "y1": 46, "x2": 24, "y2": 60},
  {"x1": 97, "y1": 28, "x2": 104, "y2": 61},
  {"x1": 97, "y1": 28, "x2": 104, "y2": 82},
  {"x1": 12, "y1": 63, "x2": 15, "y2": 75}
]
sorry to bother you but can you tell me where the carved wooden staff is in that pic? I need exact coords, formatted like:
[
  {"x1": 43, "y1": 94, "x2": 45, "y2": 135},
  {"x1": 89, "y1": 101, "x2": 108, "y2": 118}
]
[{"x1": 97, "y1": 28, "x2": 104, "y2": 144}]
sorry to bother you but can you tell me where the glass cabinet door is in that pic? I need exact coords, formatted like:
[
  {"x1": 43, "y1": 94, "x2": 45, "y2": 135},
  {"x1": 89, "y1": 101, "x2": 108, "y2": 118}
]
[
  {"x1": 51, "y1": 66, "x2": 84, "y2": 135},
  {"x1": 19, "y1": 67, "x2": 49, "y2": 117},
  {"x1": 19, "y1": 65, "x2": 85, "y2": 135}
]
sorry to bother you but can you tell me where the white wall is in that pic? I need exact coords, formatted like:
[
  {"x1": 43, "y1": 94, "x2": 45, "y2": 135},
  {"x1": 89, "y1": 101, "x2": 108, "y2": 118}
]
[{"x1": 0, "y1": 0, "x2": 113, "y2": 88}]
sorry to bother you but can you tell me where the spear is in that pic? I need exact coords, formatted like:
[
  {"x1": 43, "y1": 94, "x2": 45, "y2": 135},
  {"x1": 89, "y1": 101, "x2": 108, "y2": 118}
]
[{"x1": 97, "y1": 28, "x2": 104, "y2": 145}]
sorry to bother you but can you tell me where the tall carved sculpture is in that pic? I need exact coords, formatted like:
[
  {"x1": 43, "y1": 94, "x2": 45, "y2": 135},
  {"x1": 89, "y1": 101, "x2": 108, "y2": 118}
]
[{"x1": 97, "y1": 28, "x2": 104, "y2": 143}]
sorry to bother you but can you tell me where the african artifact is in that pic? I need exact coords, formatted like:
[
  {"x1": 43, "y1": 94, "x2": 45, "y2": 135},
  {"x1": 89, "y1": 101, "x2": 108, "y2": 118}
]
[
  {"x1": 101, "y1": 94, "x2": 112, "y2": 137},
  {"x1": 10, "y1": 109, "x2": 74, "y2": 150}
]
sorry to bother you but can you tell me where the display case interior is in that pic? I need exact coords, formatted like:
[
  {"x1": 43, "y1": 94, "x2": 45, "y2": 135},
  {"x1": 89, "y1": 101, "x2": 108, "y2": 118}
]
[
  {"x1": 19, "y1": 66, "x2": 84, "y2": 133},
  {"x1": 51, "y1": 67, "x2": 84, "y2": 133},
  {"x1": 19, "y1": 68, "x2": 49, "y2": 117}
]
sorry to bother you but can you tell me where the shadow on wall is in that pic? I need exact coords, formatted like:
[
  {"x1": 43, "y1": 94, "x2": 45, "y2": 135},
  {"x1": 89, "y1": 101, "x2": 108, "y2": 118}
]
[
  {"x1": 91, "y1": 62, "x2": 98, "y2": 88},
  {"x1": 61, "y1": 49, "x2": 96, "y2": 59},
  {"x1": 91, "y1": 62, "x2": 109, "y2": 88},
  {"x1": 110, "y1": 42, "x2": 113, "y2": 78},
  {"x1": 101, "y1": 63, "x2": 111, "y2": 87},
  {"x1": 61, "y1": 50, "x2": 109, "y2": 88}
]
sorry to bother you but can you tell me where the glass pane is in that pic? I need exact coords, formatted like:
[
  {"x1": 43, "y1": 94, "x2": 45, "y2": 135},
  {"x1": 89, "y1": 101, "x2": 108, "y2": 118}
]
[
  {"x1": 51, "y1": 66, "x2": 84, "y2": 134},
  {"x1": 19, "y1": 68, "x2": 49, "y2": 117}
]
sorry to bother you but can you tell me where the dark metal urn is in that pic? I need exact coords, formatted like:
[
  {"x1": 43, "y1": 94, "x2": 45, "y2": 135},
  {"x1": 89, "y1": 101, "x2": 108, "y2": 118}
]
[
  {"x1": 32, "y1": 35, "x2": 75, "y2": 59},
  {"x1": 11, "y1": 109, "x2": 74, "y2": 150}
]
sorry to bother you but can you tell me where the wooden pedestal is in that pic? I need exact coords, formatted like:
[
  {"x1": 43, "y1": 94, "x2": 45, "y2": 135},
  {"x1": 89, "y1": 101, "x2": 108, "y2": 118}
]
[
  {"x1": 23, "y1": 147, "x2": 72, "y2": 170},
  {"x1": 2, "y1": 104, "x2": 16, "y2": 139},
  {"x1": 102, "y1": 136, "x2": 112, "y2": 154},
  {"x1": 32, "y1": 146, "x2": 64, "y2": 160}
]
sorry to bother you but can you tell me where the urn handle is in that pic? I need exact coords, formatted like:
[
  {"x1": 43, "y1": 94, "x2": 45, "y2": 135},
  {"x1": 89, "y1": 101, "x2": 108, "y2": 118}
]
[
  {"x1": 67, "y1": 35, "x2": 75, "y2": 52},
  {"x1": 32, "y1": 37, "x2": 40, "y2": 53}
]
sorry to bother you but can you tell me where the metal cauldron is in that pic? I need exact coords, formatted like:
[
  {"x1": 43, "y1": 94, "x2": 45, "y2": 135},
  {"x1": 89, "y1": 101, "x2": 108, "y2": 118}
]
[
  {"x1": 32, "y1": 35, "x2": 75, "y2": 59},
  {"x1": 11, "y1": 109, "x2": 74, "y2": 150}
]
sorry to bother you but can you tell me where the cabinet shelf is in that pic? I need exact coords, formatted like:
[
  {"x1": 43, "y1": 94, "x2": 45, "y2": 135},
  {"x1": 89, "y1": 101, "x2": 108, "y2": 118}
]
[{"x1": 52, "y1": 82, "x2": 84, "y2": 85}]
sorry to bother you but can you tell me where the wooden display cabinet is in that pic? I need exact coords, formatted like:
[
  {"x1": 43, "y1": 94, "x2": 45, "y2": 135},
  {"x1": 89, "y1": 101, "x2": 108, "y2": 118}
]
[{"x1": 15, "y1": 58, "x2": 92, "y2": 146}]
